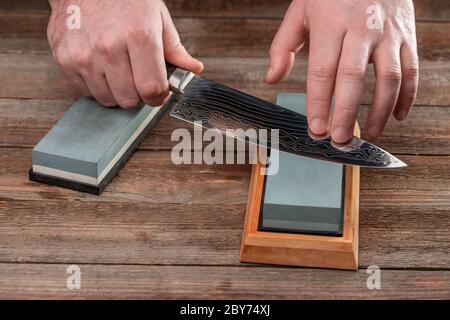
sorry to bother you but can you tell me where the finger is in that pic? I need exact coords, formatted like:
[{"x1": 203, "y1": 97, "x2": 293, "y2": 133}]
[
  {"x1": 99, "y1": 40, "x2": 141, "y2": 109},
  {"x1": 265, "y1": 1, "x2": 306, "y2": 84},
  {"x1": 364, "y1": 41, "x2": 402, "y2": 140},
  {"x1": 53, "y1": 47, "x2": 90, "y2": 95},
  {"x1": 81, "y1": 72, "x2": 116, "y2": 107},
  {"x1": 65, "y1": 72, "x2": 91, "y2": 96},
  {"x1": 331, "y1": 35, "x2": 372, "y2": 144},
  {"x1": 127, "y1": 20, "x2": 169, "y2": 107},
  {"x1": 64, "y1": 42, "x2": 115, "y2": 106},
  {"x1": 161, "y1": 5, "x2": 203, "y2": 74},
  {"x1": 393, "y1": 43, "x2": 419, "y2": 121},
  {"x1": 306, "y1": 27, "x2": 345, "y2": 137}
]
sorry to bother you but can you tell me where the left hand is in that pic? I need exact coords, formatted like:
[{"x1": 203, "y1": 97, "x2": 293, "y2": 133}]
[{"x1": 266, "y1": 0, "x2": 419, "y2": 143}]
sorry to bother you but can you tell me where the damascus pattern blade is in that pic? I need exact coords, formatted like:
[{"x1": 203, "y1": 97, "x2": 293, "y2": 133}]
[{"x1": 170, "y1": 76, "x2": 406, "y2": 168}]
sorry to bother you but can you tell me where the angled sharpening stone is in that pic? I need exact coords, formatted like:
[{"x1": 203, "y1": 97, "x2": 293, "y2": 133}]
[
  {"x1": 29, "y1": 96, "x2": 170, "y2": 195},
  {"x1": 259, "y1": 93, "x2": 345, "y2": 236}
]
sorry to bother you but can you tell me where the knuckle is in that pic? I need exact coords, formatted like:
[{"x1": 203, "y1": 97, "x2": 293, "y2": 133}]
[
  {"x1": 96, "y1": 37, "x2": 119, "y2": 57},
  {"x1": 340, "y1": 66, "x2": 366, "y2": 81},
  {"x1": 127, "y1": 28, "x2": 151, "y2": 43},
  {"x1": 309, "y1": 65, "x2": 335, "y2": 81},
  {"x1": 338, "y1": 106, "x2": 358, "y2": 116},
  {"x1": 54, "y1": 46, "x2": 69, "y2": 67},
  {"x1": 73, "y1": 49, "x2": 93, "y2": 69},
  {"x1": 404, "y1": 65, "x2": 419, "y2": 79},
  {"x1": 137, "y1": 81, "x2": 167, "y2": 100},
  {"x1": 165, "y1": 42, "x2": 184, "y2": 59},
  {"x1": 380, "y1": 67, "x2": 402, "y2": 83},
  {"x1": 55, "y1": 54, "x2": 69, "y2": 68},
  {"x1": 308, "y1": 96, "x2": 331, "y2": 107}
]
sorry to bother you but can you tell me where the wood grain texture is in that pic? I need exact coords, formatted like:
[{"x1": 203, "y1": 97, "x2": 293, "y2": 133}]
[
  {"x1": 1, "y1": 54, "x2": 449, "y2": 107},
  {"x1": 358, "y1": 105, "x2": 450, "y2": 155},
  {"x1": 0, "y1": 0, "x2": 449, "y2": 299},
  {"x1": 0, "y1": 263, "x2": 449, "y2": 299},
  {"x1": 0, "y1": 148, "x2": 449, "y2": 269},
  {"x1": 1, "y1": 0, "x2": 449, "y2": 21},
  {"x1": 1, "y1": 12, "x2": 449, "y2": 61}
]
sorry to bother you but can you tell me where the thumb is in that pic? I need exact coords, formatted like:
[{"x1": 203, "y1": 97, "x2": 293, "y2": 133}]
[
  {"x1": 161, "y1": 7, "x2": 204, "y2": 74},
  {"x1": 266, "y1": 1, "x2": 306, "y2": 84},
  {"x1": 165, "y1": 43, "x2": 204, "y2": 75}
]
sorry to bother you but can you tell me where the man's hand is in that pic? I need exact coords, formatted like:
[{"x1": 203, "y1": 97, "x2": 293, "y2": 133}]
[
  {"x1": 47, "y1": 0, "x2": 203, "y2": 108},
  {"x1": 266, "y1": 0, "x2": 419, "y2": 142}
]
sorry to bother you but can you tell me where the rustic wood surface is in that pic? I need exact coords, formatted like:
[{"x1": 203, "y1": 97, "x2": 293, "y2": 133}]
[{"x1": 0, "y1": 1, "x2": 449, "y2": 299}]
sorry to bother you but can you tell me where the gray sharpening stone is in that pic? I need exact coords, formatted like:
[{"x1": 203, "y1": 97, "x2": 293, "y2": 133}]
[
  {"x1": 259, "y1": 93, "x2": 345, "y2": 236},
  {"x1": 29, "y1": 96, "x2": 169, "y2": 195}
]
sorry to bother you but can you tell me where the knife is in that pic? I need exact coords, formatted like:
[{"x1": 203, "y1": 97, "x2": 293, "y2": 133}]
[{"x1": 165, "y1": 63, "x2": 406, "y2": 168}]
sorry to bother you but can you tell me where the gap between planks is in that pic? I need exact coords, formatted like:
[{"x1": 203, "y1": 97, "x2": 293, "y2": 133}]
[{"x1": 0, "y1": 260, "x2": 449, "y2": 272}]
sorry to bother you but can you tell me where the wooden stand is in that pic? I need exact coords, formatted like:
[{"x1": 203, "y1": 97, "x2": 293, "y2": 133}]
[{"x1": 240, "y1": 126, "x2": 360, "y2": 270}]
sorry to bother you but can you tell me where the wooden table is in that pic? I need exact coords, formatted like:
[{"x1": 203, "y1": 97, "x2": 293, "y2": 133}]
[{"x1": 0, "y1": 0, "x2": 449, "y2": 299}]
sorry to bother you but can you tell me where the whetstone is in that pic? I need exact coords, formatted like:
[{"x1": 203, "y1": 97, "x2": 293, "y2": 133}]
[
  {"x1": 240, "y1": 93, "x2": 360, "y2": 270},
  {"x1": 29, "y1": 96, "x2": 170, "y2": 195},
  {"x1": 259, "y1": 93, "x2": 344, "y2": 236}
]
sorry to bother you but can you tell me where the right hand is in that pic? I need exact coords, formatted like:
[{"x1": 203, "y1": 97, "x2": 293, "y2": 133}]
[{"x1": 47, "y1": 0, "x2": 203, "y2": 108}]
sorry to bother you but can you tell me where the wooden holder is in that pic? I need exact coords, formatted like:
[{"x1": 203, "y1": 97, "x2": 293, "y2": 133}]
[{"x1": 240, "y1": 125, "x2": 360, "y2": 270}]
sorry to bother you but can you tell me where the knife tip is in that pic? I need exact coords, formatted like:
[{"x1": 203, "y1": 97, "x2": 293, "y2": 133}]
[{"x1": 388, "y1": 156, "x2": 408, "y2": 168}]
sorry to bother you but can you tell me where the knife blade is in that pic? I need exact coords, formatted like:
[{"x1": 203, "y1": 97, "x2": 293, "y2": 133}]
[{"x1": 165, "y1": 64, "x2": 406, "y2": 168}]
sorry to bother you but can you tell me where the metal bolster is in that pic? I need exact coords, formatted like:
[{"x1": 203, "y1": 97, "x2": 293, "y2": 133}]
[{"x1": 168, "y1": 68, "x2": 195, "y2": 94}]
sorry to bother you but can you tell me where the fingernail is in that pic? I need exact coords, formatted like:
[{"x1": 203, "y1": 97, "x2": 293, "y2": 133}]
[
  {"x1": 265, "y1": 67, "x2": 273, "y2": 81},
  {"x1": 197, "y1": 60, "x2": 204, "y2": 73},
  {"x1": 367, "y1": 126, "x2": 381, "y2": 139},
  {"x1": 396, "y1": 110, "x2": 408, "y2": 120},
  {"x1": 332, "y1": 127, "x2": 351, "y2": 144},
  {"x1": 310, "y1": 118, "x2": 328, "y2": 135}
]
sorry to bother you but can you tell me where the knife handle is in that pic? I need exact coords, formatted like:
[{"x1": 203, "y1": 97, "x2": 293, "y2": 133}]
[{"x1": 166, "y1": 62, "x2": 177, "y2": 78}]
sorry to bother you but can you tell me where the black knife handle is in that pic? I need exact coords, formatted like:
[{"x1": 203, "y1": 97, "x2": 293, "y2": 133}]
[{"x1": 166, "y1": 62, "x2": 177, "y2": 78}]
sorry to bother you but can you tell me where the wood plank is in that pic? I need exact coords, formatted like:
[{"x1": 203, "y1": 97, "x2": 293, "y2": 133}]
[
  {"x1": 0, "y1": 53, "x2": 448, "y2": 107},
  {"x1": 0, "y1": 1, "x2": 50, "y2": 12},
  {"x1": 0, "y1": 148, "x2": 251, "y2": 205},
  {"x1": 1, "y1": 99, "x2": 449, "y2": 155},
  {"x1": 0, "y1": 200, "x2": 245, "y2": 265},
  {"x1": 1, "y1": 0, "x2": 448, "y2": 21},
  {"x1": 0, "y1": 263, "x2": 448, "y2": 299},
  {"x1": 1, "y1": 12, "x2": 449, "y2": 61},
  {"x1": 0, "y1": 148, "x2": 449, "y2": 268},
  {"x1": 358, "y1": 105, "x2": 450, "y2": 155}
]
